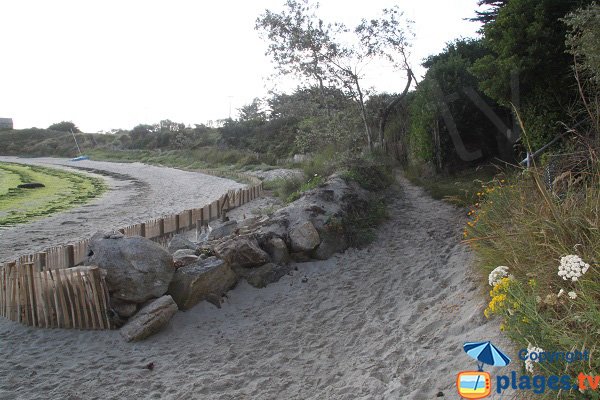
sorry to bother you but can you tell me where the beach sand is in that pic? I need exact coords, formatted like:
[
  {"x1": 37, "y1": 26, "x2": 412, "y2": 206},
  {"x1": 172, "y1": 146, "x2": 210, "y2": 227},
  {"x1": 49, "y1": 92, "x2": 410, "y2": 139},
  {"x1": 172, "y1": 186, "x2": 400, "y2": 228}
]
[
  {"x1": 0, "y1": 173, "x2": 515, "y2": 399},
  {"x1": 0, "y1": 157, "x2": 243, "y2": 263}
]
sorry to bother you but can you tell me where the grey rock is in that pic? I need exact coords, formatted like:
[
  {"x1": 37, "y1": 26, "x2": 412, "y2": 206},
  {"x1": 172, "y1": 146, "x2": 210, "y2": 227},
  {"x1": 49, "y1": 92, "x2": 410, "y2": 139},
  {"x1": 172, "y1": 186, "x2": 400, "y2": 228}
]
[
  {"x1": 233, "y1": 263, "x2": 292, "y2": 288},
  {"x1": 290, "y1": 252, "x2": 313, "y2": 263},
  {"x1": 237, "y1": 216, "x2": 260, "y2": 228},
  {"x1": 289, "y1": 221, "x2": 320, "y2": 252},
  {"x1": 173, "y1": 248, "x2": 196, "y2": 257},
  {"x1": 208, "y1": 220, "x2": 238, "y2": 241},
  {"x1": 168, "y1": 234, "x2": 197, "y2": 254},
  {"x1": 173, "y1": 249, "x2": 199, "y2": 268},
  {"x1": 86, "y1": 231, "x2": 174, "y2": 304},
  {"x1": 264, "y1": 237, "x2": 290, "y2": 265},
  {"x1": 168, "y1": 257, "x2": 237, "y2": 310},
  {"x1": 17, "y1": 182, "x2": 45, "y2": 189},
  {"x1": 111, "y1": 299, "x2": 138, "y2": 318},
  {"x1": 313, "y1": 234, "x2": 347, "y2": 260},
  {"x1": 213, "y1": 237, "x2": 270, "y2": 268},
  {"x1": 120, "y1": 295, "x2": 178, "y2": 342}
]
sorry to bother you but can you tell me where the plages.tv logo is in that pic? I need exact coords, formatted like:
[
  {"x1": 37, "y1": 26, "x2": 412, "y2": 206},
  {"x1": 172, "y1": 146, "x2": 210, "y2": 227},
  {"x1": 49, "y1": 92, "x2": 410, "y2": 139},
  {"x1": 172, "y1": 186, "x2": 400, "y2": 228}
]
[{"x1": 457, "y1": 341, "x2": 511, "y2": 399}]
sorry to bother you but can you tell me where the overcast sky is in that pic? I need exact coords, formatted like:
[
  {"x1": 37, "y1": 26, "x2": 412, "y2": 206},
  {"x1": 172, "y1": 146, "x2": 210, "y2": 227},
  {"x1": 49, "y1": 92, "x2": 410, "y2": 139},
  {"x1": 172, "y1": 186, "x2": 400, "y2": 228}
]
[{"x1": 0, "y1": 0, "x2": 483, "y2": 132}]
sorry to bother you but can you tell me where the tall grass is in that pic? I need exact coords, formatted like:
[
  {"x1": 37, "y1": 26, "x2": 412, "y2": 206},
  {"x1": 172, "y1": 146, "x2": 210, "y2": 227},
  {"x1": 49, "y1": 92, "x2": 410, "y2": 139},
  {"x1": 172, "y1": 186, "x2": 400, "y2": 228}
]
[{"x1": 466, "y1": 157, "x2": 600, "y2": 398}]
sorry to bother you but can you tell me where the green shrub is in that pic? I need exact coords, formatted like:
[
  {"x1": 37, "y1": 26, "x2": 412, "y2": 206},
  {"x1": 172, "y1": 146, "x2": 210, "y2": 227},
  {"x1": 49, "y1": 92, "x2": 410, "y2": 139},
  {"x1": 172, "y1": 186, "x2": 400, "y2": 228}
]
[
  {"x1": 263, "y1": 176, "x2": 304, "y2": 202},
  {"x1": 342, "y1": 197, "x2": 388, "y2": 247},
  {"x1": 342, "y1": 163, "x2": 394, "y2": 191},
  {"x1": 301, "y1": 146, "x2": 341, "y2": 178}
]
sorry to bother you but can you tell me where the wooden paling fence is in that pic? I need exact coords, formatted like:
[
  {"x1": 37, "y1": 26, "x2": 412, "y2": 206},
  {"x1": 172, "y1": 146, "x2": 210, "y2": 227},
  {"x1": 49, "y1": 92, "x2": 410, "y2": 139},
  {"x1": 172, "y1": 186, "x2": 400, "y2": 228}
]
[{"x1": 0, "y1": 171, "x2": 263, "y2": 330}]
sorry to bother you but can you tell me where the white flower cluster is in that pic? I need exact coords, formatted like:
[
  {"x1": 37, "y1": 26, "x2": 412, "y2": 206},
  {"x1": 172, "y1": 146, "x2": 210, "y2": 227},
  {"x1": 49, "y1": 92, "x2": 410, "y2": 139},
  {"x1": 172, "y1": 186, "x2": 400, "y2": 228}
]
[
  {"x1": 525, "y1": 344, "x2": 544, "y2": 373},
  {"x1": 569, "y1": 291, "x2": 578, "y2": 300},
  {"x1": 557, "y1": 289, "x2": 578, "y2": 300},
  {"x1": 489, "y1": 266, "x2": 510, "y2": 286},
  {"x1": 558, "y1": 255, "x2": 590, "y2": 282}
]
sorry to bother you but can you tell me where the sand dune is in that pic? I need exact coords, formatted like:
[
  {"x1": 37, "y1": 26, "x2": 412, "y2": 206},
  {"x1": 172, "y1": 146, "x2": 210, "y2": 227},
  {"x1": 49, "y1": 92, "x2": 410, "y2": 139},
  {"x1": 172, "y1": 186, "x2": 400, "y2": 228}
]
[{"x1": 0, "y1": 173, "x2": 515, "y2": 399}]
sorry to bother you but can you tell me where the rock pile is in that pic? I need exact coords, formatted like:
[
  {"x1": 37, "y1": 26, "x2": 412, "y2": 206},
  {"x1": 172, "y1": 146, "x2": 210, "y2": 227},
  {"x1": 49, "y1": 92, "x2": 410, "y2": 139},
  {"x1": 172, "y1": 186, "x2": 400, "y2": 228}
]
[{"x1": 83, "y1": 175, "x2": 368, "y2": 341}]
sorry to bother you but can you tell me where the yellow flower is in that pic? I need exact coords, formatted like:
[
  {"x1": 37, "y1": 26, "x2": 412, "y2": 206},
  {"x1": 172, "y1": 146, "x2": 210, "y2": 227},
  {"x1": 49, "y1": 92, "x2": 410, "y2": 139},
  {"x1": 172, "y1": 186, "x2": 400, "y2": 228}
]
[{"x1": 485, "y1": 277, "x2": 513, "y2": 318}]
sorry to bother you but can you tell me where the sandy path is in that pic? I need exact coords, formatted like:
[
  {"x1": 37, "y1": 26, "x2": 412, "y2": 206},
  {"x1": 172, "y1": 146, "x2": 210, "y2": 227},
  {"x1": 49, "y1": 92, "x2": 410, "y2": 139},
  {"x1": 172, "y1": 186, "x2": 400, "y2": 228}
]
[
  {"x1": 0, "y1": 157, "x2": 243, "y2": 263},
  {"x1": 0, "y1": 173, "x2": 515, "y2": 399}
]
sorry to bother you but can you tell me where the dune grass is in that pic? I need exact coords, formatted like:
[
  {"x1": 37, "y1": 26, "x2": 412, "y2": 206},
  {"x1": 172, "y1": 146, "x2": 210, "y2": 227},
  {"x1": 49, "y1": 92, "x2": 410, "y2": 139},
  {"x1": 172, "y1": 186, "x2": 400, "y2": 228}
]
[{"x1": 0, "y1": 162, "x2": 105, "y2": 226}]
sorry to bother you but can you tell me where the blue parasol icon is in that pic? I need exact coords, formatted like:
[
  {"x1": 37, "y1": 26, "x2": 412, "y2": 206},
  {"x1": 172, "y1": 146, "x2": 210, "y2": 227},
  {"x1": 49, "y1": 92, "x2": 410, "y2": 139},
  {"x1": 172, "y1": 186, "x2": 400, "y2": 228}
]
[{"x1": 464, "y1": 341, "x2": 511, "y2": 371}]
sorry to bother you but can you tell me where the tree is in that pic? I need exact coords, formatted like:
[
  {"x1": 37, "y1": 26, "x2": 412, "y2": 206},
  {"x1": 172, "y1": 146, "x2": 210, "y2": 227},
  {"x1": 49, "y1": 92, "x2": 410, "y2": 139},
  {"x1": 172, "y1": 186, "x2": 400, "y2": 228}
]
[
  {"x1": 471, "y1": 0, "x2": 596, "y2": 146},
  {"x1": 256, "y1": 1, "x2": 414, "y2": 151},
  {"x1": 256, "y1": 0, "x2": 337, "y2": 117},
  {"x1": 48, "y1": 121, "x2": 81, "y2": 133},
  {"x1": 564, "y1": 3, "x2": 600, "y2": 137},
  {"x1": 469, "y1": 0, "x2": 509, "y2": 25},
  {"x1": 355, "y1": 7, "x2": 416, "y2": 147},
  {"x1": 158, "y1": 119, "x2": 185, "y2": 133},
  {"x1": 395, "y1": 39, "x2": 514, "y2": 170},
  {"x1": 238, "y1": 98, "x2": 267, "y2": 122}
]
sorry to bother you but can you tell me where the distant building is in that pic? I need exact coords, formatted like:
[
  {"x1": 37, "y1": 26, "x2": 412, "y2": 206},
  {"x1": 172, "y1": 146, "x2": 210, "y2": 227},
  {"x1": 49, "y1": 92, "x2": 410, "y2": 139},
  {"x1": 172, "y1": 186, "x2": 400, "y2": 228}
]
[{"x1": 0, "y1": 118, "x2": 13, "y2": 130}]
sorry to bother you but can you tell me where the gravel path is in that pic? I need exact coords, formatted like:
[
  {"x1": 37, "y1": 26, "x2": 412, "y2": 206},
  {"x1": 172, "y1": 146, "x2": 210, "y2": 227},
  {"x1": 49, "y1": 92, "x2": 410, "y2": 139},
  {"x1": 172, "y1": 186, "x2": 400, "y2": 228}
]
[
  {"x1": 0, "y1": 173, "x2": 515, "y2": 399},
  {"x1": 0, "y1": 157, "x2": 243, "y2": 263}
]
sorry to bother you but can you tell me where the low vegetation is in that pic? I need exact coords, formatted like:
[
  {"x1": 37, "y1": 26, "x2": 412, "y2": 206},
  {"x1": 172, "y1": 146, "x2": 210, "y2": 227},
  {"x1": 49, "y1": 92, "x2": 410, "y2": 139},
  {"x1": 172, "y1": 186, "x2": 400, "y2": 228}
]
[
  {"x1": 404, "y1": 165, "x2": 499, "y2": 207},
  {"x1": 460, "y1": 129, "x2": 599, "y2": 397},
  {"x1": 0, "y1": 162, "x2": 105, "y2": 226}
]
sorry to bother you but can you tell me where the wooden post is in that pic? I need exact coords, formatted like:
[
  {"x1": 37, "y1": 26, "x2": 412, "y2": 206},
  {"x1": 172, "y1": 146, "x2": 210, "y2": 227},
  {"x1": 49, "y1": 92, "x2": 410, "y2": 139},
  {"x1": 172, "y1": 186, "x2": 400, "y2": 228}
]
[
  {"x1": 159, "y1": 219, "x2": 165, "y2": 237},
  {"x1": 140, "y1": 222, "x2": 146, "y2": 237},
  {"x1": 187, "y1": 210, "x2": 193, "y2": 229},
  {"x1": 67, "y1": 245, "x2": 75, "y2": 268},
  {"x1": 208, "y1": 203, "x2": 212, "y2": 222},
  {"x1": 35, "y1": 252, "x2": 46, "y2": 271},
  {"x1": 200, "y1": 208, "x2": 204, "y2": 229},
  {"x1": 175, "y1": 215, "x2": 180, "y2": 233},
  {"x1": 26, "y1": 264, "x2": 38, "y2": 327},
  {"x1": 0, "y1": 266, "x2": 4, "y2": 318}
]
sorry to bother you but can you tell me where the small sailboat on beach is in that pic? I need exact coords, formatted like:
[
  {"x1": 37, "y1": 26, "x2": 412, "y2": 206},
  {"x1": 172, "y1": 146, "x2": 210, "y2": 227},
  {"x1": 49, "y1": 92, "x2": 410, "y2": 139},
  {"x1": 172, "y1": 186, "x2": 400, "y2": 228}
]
[{"x1": 69, "y1": 129, "x2": 90, "y2": 161}]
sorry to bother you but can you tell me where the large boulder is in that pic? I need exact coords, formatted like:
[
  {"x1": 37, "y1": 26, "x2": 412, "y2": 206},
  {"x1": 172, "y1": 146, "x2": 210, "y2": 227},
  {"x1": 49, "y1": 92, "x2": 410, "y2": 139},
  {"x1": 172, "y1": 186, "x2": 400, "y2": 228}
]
[
  {"x1": 289, "y1": 221, "x2": 320, "y2": 252},
  {"x1": 168, "y1": 234, "x2": 197, "y2": 254},
  {"x1": 233, "y1": 263, "x2": 292, "y2": 288},
  {"x1": 207, "y1": 220, "x2": 238, "y2": 241},
  {"x1": 168, "y1": 257, "x2": 237, "y2": 310},
  {"x1": 120, "y1": 295, "x2": 178, "y2": 342},
  {"x1": 86, "y1": 231, "x2": 174, "y2": 303},
  {"x1": 213, "y1": 237, "x2": 270, "y2": 268},
  {"x1": 263, "y1": 237, "x2": 290, "y2": 265}
]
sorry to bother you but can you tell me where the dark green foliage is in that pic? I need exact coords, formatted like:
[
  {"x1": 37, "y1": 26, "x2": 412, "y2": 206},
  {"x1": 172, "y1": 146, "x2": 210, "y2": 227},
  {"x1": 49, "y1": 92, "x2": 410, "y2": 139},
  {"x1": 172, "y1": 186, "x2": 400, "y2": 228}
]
[
  {"x1": 394, "y1": 39, "x2": 512, "y2": 171},
  {"x1": 471, "y1": 0, "x2": 596, "y2": 147},
  {"x1": 47, "y1": 121, "x2": 81, "y2": 133},
  {"x1": 469, "y1": 0, "x2": 508, "y2": 25}
]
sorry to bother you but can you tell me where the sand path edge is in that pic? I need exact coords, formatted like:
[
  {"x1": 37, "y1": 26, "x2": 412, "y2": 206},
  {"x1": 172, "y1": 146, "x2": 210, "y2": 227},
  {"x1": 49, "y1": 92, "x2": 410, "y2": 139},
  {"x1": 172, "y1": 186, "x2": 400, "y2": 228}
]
[{"x1": 0, "y1": 172, "x2": 516, "y2": 400}]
